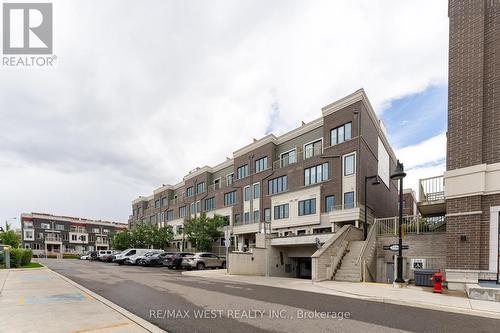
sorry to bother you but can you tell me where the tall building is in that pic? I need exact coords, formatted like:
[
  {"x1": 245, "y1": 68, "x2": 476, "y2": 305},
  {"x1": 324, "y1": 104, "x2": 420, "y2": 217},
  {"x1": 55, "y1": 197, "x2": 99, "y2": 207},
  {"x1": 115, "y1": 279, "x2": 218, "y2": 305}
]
[
  {"x1": 444, "y1": 0, "x2": 500, "y2": 289},
  {"x1": 129, "y1": 89, "x2": 399, "y2": 273},
  {"x1": 21, "y1": 212, "x2": 127, "y2": 256}
]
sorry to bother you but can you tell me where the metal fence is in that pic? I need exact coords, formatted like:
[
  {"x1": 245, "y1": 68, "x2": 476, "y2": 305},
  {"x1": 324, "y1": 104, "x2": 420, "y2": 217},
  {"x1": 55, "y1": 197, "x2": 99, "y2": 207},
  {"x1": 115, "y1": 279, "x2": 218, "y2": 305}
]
[
  {"x1": 376, "y1": 215, "x2": 445, "y2": 236},
  {"x1": 419, "y1": 175, "x2": 444, "y2": 202}
]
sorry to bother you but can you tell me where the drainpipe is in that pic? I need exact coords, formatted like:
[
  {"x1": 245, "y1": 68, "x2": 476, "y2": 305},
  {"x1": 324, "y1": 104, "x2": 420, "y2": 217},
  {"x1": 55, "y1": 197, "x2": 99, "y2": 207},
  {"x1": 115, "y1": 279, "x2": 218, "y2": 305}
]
[{"x1": 355, "y1": 110, "x2": 361, "y2": 227}]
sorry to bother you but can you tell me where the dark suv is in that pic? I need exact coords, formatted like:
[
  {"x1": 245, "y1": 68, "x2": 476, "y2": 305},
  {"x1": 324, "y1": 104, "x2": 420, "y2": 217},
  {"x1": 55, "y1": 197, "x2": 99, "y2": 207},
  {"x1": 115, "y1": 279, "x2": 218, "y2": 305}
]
[{"x1": 164, "y1": 252, "x2": 194, "y2": 269}]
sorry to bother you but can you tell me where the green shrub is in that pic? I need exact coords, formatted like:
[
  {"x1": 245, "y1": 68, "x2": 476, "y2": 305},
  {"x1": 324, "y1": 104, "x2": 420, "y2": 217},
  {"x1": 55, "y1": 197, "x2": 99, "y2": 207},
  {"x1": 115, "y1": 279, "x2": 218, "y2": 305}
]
[
  {"x1": 9, "y1": 248, "x2": 24, "y2": 268},
  {"x1": 62, "y1": 253, "x2": 79, "y2": 259},
  {"x1": 47, "y1": 254, "x2": 57, "y2": 259},
  {"x1": 21, "y1": 249, "x2": 32, "y2": 266}
]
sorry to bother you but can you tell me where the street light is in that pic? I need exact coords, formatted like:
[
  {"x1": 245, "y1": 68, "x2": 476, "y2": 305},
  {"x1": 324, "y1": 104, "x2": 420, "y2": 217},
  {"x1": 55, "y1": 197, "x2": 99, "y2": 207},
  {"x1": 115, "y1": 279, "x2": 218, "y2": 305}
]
[
  {"x1": 364, "y1": 175, "x2": 380, "y2": 240},
  {"x1": 390, "y1": 160, "x2": 406, "y2": 284}
]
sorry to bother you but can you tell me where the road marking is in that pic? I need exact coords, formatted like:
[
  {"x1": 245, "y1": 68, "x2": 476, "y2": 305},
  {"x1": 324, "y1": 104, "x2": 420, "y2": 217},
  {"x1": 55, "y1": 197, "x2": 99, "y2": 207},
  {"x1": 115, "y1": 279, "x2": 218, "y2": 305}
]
[
  {"x1": 224, "y1": 284, "x2": 243, "y2": 289},
  {"x1": 68, "y1": 321, "x2": 132, "y2": 333}
]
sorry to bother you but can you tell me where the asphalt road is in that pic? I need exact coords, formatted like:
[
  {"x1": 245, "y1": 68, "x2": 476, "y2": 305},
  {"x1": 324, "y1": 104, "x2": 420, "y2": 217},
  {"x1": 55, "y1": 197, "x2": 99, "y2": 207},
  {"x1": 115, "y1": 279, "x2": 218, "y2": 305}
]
[{"x1": 39, "y1": 259, "x2": 500, "y2": 333}]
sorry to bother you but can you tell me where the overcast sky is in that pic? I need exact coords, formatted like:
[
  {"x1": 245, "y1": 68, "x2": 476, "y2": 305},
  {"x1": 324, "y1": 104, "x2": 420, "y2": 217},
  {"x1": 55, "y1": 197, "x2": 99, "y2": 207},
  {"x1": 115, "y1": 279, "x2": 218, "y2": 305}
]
[{"x1": 0, "y1": 0, "x2": 449, "y2": 228}]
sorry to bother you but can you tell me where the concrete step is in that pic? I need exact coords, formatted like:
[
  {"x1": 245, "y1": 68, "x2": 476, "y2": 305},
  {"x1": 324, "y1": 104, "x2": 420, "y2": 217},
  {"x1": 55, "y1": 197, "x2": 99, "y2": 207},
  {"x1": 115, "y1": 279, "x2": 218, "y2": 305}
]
[{"x1": 334, "y1": 274, "x2": 361, "y2": 282}]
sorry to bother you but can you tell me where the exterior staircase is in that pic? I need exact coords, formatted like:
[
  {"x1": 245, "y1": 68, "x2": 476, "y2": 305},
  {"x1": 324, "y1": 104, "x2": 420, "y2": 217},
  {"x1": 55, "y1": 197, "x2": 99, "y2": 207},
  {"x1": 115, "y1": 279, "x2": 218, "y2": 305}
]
[{"x1": 333, "y1": 241, "x2": 365, "y2": 281}]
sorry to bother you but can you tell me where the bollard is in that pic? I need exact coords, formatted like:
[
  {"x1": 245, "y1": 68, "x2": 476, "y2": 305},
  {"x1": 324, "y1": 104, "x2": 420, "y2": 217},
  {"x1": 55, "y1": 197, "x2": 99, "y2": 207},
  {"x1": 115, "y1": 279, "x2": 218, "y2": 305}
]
[{"x1": 5, "y1": 249, "x2": 10, "y2": 269}]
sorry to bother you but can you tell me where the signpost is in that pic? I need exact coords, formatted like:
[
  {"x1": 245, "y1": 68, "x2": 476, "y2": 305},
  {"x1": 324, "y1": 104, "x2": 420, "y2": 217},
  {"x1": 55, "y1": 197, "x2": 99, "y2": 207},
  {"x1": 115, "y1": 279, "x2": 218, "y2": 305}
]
[
  {"x1": 383, "y1": 244, "x2": 409, "y2": 252},
  {"x1": 224, "y1": 226, "x2": 232, "y2": 270}
]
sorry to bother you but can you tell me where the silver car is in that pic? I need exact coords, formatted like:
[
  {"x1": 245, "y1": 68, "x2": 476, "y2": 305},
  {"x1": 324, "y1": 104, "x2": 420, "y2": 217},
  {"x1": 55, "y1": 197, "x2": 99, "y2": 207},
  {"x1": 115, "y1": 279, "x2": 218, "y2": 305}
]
[{"x1": 182, "y1": 252, "x2": 226, "y2": 270}]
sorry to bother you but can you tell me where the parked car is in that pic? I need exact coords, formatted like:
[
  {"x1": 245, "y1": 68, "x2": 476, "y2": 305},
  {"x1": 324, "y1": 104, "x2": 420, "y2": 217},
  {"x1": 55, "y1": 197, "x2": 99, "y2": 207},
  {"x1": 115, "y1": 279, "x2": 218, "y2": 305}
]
[
  {"x1": 140, "y1": 252, "x2": 174, "y2": 266},
  {"x1": 164, "y1": 252, "x2": 194, "y2": 269},
  {"x1": 79, "y1": 254, "x2": 90, "y2": 260},
  {"x1": 126, "y1": 250, "x2": 163, "y2": 265},
  {"x1": 97, "y1": 250, "x2": 114, "y2": 261},
  {"x1": 101, "y1": 251, "x2": 120, "y2": 262},
  {"x1": 182, "y1": 252, "x2": 226, "y2": 270},
  {"x1": 113, "y1": 248, "x2": 151, "y2": 265},
  {"x1": 89, "y1": 251, "x2": 99, "y2": 261}
]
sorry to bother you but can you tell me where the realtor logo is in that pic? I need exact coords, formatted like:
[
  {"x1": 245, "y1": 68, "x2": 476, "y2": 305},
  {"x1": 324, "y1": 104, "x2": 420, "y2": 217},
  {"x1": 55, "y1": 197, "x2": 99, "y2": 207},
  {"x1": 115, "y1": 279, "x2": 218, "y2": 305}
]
[{"x1": 2, "y1": 3, "x2": 53, "y2": 54}]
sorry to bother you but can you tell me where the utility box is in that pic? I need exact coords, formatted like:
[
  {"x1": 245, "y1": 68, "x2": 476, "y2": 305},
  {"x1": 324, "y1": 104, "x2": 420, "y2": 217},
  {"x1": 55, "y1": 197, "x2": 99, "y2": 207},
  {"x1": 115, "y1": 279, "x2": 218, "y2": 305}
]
[{"x1": 414, "y1": 269, "x2": 435, "y2": 287}]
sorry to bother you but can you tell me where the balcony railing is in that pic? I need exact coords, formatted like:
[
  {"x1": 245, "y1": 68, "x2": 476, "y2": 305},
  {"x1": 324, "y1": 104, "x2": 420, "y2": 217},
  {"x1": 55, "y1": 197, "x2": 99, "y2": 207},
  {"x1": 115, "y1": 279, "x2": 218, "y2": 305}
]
[
  {"x1": 419, "y1": 175, "x2": 444, "y2": 202},
  {"x1": 95, "y1": 238, "x2": 108, "y2": 245},
  {"x1": 45, "y1": 234, "x2": 62, "y2": 242},
  {"x1": 272, "y1": 144, "x2": 324, "y2": 171},
  {"x1": 70, "y1": 227, "x2": 87, "y2": 233},
  {"x1": 376, "y1": 215, "x2": 446, "y2": 236}
]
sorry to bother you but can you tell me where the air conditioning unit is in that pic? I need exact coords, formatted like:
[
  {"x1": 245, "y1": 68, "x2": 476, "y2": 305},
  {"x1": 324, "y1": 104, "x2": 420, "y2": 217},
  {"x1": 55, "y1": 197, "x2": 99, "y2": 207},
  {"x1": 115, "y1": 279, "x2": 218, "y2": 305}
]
[{"x1": 410, "y1": 258, "x2": 426, "y2": 270}]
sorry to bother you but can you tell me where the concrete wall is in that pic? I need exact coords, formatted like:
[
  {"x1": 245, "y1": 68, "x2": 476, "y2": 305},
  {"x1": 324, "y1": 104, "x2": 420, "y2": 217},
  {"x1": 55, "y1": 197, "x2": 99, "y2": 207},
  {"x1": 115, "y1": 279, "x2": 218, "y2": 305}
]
[
  {"x1": 228, "y1": 249, "x2": 267, "y2": 276},
  {"x1": 376, "y1": 233, "x2": 446, "y2": 283}
]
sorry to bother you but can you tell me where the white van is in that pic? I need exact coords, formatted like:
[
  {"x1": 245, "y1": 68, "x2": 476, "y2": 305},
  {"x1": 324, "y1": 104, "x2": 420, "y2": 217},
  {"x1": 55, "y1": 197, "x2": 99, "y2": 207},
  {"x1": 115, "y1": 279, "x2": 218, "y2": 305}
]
[
  {"x1": 126, "y1": 249, "x2": 164, "y2": 265},
  {"x1": 113, "y1": 248, "x2": 150, "y2": 265}
]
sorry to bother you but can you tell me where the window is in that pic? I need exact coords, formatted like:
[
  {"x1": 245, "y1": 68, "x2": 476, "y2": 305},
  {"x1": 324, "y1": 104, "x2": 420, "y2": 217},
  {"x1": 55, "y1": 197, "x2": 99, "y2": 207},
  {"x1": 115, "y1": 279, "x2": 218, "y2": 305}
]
[
  {"x1": 244, "y1": 186, "x2": 251, "y2": 201},
  {"x1": 237, "y1": 164, "x2": 249, "y2": 179},
  {"x1": 214, "y1": 178, "x2": 220, "y2": 190},
  {"x1": 205, "y1": 197, "x2": 215, "y2": 211},
  {"x1": 150, "y1": 215, "x2": 156, "y2": 223},
  {"x1": 40, "y1": 223, "x2": 50, "y2": 229},
  {"x1": 186, "y1": 187, "x2": 193, "y2": 197},
  {"x1": 23, "y1": 221, "x2": 33, "y2": 228},
  {"x1": 264, "y1": 208, "x2": 271, "y2": 222},
  {"x1": 344, "y1": 154, "x2": 355, "y2": 176},
  {"x1": 325, "y1": 195, "x2": 335, "y2": 212},
  {"x1": 91, "y1": 227, "x2": 99, "y2": 233},
  {"x1": 179, "y1": 206, "x2": 187, "y2": 218},
  {"x1": 138, "y1": 207, "x2": 143, "y2": 215},
  {"x1": 154, "y1": 199, "x2": 161, "y2": 208},
  {"x1": 331, "y1": 122, "x2": 352, "y2": 145},
  {"x1": 314, "y1": 227, "x2": 332, "y2": 234},
  {"x1": 226, "y1": 174, "x2": 234, "y2": 185},
  {"x1": 304, "y1": 163, "x2": 329, "y2": 186},
  {"x1": 281, "y1": 149, "x2": 296, "y2": 167},
  {"x1": 196, "y1": 182, "x2": 205, "y2": 194},
  {"x1": 297, "y1": 230, "x2": 306, "y2": 235},
  {"x1": 224, "y1": 191, "x2": 236, "y2": 206},
  {"x1": 55, "y1": 224, "x2": 65, "y2": 231},
  {"x1": 191, "y1": 201, "x2": 201, "y2": 215},
  {"x1": 304, "y1": 139, "x2": 322, "y2": 159},
  {"x1": 344, "y1": 192, "x2": 354, "y2": 209},
  {"x1": 234, "y1": 213, "x2": 241, "y2": 225},
  {"x1": 274, "y1": 204, "x2": 289, "y2": 220},
  {"x1": 161, "y1": 197, "x2": 168, "y2": 206},
  {"x1": 298, "y1": 198, "x2": 316, "y2": 216},
  {"x1": 253, "y1": 210, "x2": 260, "y2": 223},
  {"x1": 24, "y1": 229, "x2": 34, "y2": 240},
  {"x1": 268, "y1": 175, "x2": 287, "y2": 195},
  {"x1": 71, "y1": 234, "x2": 77, "y2": 241},
  {"x1": 255, "y1": 157, "x2": 268, "y2": 173},
  {"x1": 159, "y1": 212, "x2": 164, "y2": 223},
  {"x1": 253, "y1": 183, "x2": 260, "y2": 199},
  {"x1": 166, "y1": 210, "x2": 174, "y2": 221},
  {"x1": 244, "y1": 212, "x2": 250, "y2": 224}
]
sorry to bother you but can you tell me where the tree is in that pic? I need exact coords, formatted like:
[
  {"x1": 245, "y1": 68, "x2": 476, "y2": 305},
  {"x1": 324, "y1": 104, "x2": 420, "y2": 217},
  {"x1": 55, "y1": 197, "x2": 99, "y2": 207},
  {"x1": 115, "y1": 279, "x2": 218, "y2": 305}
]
[
  {"x1": 130, "y1": 223, "x2": 155, "y2": 248},
  {"x1": 184, "y1": 213, "x2": 226, "y2": 252},
  {"x1": 151, "y1": 224, "x2": 174, "y2": 249},
  {"x1": 111, "y1": 230, "x2": 132, "y2": 251},
  {"x1": 0, "y1": 221, "x2": 19, "y2": 248}
]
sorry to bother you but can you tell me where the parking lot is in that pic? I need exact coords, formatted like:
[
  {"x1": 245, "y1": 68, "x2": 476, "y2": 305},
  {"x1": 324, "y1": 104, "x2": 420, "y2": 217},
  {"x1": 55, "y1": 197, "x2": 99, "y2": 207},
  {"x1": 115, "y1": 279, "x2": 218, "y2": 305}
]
[{"x1": 37, "y1": 258, "x2": 500, "y2": 333}]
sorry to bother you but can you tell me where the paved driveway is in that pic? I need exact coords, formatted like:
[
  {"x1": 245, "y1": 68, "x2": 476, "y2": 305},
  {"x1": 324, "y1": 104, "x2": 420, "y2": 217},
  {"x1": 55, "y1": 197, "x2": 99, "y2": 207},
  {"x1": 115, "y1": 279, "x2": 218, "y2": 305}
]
[{"x1": 39, "y1": 259, "x2": 500, "y2": 333}]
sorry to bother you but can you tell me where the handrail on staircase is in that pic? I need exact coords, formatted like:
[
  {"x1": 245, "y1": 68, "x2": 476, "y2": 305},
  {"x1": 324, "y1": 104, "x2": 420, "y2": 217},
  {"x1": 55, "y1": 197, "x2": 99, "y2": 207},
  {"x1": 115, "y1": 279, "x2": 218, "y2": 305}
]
[{"x1": 355, "y1": 220, "x2": 378, "y2": 266}]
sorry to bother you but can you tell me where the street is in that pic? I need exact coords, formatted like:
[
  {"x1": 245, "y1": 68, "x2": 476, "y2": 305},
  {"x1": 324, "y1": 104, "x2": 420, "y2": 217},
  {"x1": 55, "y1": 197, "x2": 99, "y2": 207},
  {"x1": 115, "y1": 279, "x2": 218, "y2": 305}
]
[{"x1": 38, "y1": 259, "x2": 500, "y2": 333}]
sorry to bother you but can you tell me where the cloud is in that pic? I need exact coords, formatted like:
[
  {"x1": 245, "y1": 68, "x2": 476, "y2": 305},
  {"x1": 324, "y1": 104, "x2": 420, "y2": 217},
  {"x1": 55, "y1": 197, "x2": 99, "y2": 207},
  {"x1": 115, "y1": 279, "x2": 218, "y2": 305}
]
[{"x1": 0, "y1": 0, "x2": 449, "y2": 227}]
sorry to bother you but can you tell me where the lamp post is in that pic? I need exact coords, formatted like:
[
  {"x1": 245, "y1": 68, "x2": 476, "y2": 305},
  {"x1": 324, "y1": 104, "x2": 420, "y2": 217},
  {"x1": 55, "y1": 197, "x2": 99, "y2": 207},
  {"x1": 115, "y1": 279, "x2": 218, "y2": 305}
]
[
  {"x1": 390, "y1": 160, "x2": 406, "y2": 283},
  {"x1": 364, "y1": 175, "x2": 380, "y2": 240}
]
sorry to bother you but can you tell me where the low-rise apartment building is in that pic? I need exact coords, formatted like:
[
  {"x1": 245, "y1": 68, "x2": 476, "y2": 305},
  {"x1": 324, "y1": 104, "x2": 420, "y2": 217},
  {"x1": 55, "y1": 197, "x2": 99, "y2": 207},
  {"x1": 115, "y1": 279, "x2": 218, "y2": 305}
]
[
  {"x1": 129, "y1": 88, "x2": 399, "y2": 272},
  {"x1": 21, "y1": 212, "x2": 127, "y2": 256}
]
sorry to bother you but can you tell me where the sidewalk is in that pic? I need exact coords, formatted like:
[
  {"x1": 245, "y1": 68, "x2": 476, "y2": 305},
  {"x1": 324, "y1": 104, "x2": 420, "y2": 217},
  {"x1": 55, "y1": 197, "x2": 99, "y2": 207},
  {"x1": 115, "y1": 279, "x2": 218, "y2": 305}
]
[
  {"x1": 182, "y1": 269, "x2": 500, "y2": 319},
  {"x1": 0, "y1": 266, "x2": 164, "y2": 333}
]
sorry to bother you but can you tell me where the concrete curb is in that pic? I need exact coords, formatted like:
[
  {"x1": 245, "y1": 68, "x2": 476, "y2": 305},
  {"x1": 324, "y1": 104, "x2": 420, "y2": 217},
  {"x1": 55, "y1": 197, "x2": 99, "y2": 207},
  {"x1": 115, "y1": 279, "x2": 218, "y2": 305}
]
[
  {"x1": 181, "y1": 271, "x2": 500, "y2": 320},
  {"x1": 48, "y1": 267, "x2": 167, "y2": 333}
]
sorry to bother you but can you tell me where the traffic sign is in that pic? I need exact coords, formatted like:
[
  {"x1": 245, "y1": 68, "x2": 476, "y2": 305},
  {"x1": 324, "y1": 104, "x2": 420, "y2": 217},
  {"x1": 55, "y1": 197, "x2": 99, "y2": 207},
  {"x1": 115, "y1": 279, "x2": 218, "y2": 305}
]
[{"x1": 383, "y1": 244, "x2": 409, "y2": 252}]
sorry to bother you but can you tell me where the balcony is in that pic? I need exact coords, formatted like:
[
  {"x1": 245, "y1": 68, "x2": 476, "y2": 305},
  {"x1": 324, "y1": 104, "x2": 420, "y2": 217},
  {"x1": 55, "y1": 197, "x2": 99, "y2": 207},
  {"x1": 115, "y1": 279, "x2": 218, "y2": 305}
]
[
  {"x1": 272, "y1": 144, "x2": 324, "y2": 171},
  {"x1": 45, "y1": 234, "x2": 62, "y2": 243},
  {"x1": 95, "y1": 238, "x2": 108, "y2": 245},
  {"x1": 418, "y1": 175, "x2": 446, "y2": 216},
  {"x1": 320, "y1": 203, "x2": 361, "y2": 224},
  {"x1": 270, "y1": 232, "x2": 334, "y2": 247},
  {"x1": 376, "y1": 215, "x2": 446, "y2": 236}
]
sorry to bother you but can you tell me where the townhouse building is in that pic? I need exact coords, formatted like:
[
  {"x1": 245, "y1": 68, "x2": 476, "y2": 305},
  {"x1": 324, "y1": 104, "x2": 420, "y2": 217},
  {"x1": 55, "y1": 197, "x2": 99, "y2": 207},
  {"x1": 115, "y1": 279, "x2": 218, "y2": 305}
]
[
  {"x1": 129, "y1": 89, "x2": 399, "y2": 272},
  {"x1": 21, "y1": 212, "x2": 127, "y2": 256}
]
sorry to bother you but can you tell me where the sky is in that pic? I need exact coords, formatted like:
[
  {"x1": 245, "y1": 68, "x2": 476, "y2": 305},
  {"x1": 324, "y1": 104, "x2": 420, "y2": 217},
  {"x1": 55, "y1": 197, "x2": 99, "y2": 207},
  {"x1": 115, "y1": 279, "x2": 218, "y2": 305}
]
[{"x1": 0, "y1": 0, "x2": 449, "y2": 229}]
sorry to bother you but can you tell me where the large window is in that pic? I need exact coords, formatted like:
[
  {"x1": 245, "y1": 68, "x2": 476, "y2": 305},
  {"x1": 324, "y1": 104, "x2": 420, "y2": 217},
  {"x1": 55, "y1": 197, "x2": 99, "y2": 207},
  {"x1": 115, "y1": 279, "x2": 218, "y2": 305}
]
[
  {"x1": 304, "y1": 163, "x2": 329, "y2": 186},
  {"x1": 244, "y1": 212, "x2": 250, "y2": 224},
  {"x1": 161, "y1": 197, "x2": 168, "y2": 206},
  {"x1": 179, "y1": 206, "x2": 187, "y2": 218},
  {"x1": 205, "y1": 197, "x2": 215, "y2": 211},
  {"x1": 196, "y1": 182, "x2": 205, "y2": 194},
  {"x1": 244, "y1": 186, "x2": 251, "y2": 201},
  {"x1": 298, "y1": 198, "x2": 316, "y2": 216},
  {"x1": 325, "y1": 195, "x2": 335, "y2": 212},
  {"x1": 166, "y1": 210, "x2": 174, "y2": 221},
  {"x1": 253, "y1": 210, "x2": 260, "y2": 223},
  {"x1": 344, "y1": 153, "x2": 355, "y2": 176},
  {"x1": 186, "y1": 187, "x2": 193, "y2": 197},
  {"x1": 304, "y1": 139, "x2": 322, "y2": 159},
  {"x1": 268, "y1": 175, "x2": 287, "y2": 194},
  {"x1": 264, "y1": 208, "x2": 271, "y2": 222},
  {"x1": 234, "y1": 213, "x2": 241, "y2": 225},
  {"x1": 226, "y1": 174, "x2": 234, "y2": 185},
  {"x1": 280, "y1": 149, "x2": 296, "y2": 167},
  {"x1": 40, "y1": 223, "x2": 50, "y2": 229},
  {"x1": 274, "y1": 204, "x2": 289, "y2": 220},
  {"x1": 224, "y1": 191, "x2": 236, "y2": 206},
  {"x1": 255, "y1": 157, "x2": 268, "y2": 173},
  {"x1": 237, "y1": 164, "x2": 249, "y2": 179},
  {"x1": 155, "y1": 200, "x2": 160, "y2": 208},
  {"x1": 331, "y1": 122, "x2": 352, "y2": 146},
  {"x1": 55, "y1": 224, "x2": 65, "y2": 231},
  {"x1": 344, "y1": 192, "x2": 354, "y2": 209},
  {"x1": 253, "y1": 183, "x2": 260, "y2": 199},
  {"x1": 191, "y1": 201, "x2": 201, "y2": 215}
]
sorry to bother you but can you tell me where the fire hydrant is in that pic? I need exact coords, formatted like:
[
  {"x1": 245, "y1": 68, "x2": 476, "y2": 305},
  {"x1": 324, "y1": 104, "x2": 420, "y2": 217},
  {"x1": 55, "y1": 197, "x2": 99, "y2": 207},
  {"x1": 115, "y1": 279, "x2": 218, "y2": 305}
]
[{"x1": 432, "y1": 270, "x2": 445, "y2": 293}]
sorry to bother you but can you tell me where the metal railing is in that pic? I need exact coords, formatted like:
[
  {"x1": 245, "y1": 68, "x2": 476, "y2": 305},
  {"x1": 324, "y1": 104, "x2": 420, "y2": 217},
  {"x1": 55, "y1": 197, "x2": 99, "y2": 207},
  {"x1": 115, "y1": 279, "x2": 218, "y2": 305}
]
[
  {"x1": 272, "y1": 145, "x2": 323, "y2": 171},
  {"x1": 70, "y1": 227, "x2": 87, "y2": 233},
  {"x1": 45, "y1": 234, "x2": 62, "y2": 242},
  {"x1": 376, "y1": 215, "x2": 446, "y2": 236},
  {"x1": 419, "y1": 175, "x2": 444, "y2": 202}
]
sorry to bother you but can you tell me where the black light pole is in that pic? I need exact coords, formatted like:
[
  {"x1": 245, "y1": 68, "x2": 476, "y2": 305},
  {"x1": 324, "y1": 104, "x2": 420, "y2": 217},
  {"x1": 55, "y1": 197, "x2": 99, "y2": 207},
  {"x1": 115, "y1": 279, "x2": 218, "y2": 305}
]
[
  {"x1": 364, "y1": 175, "x2": 380, "y2": 240},
  {"x1": 390, "y1": 160, "x2": 406, "y2": 283}
]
